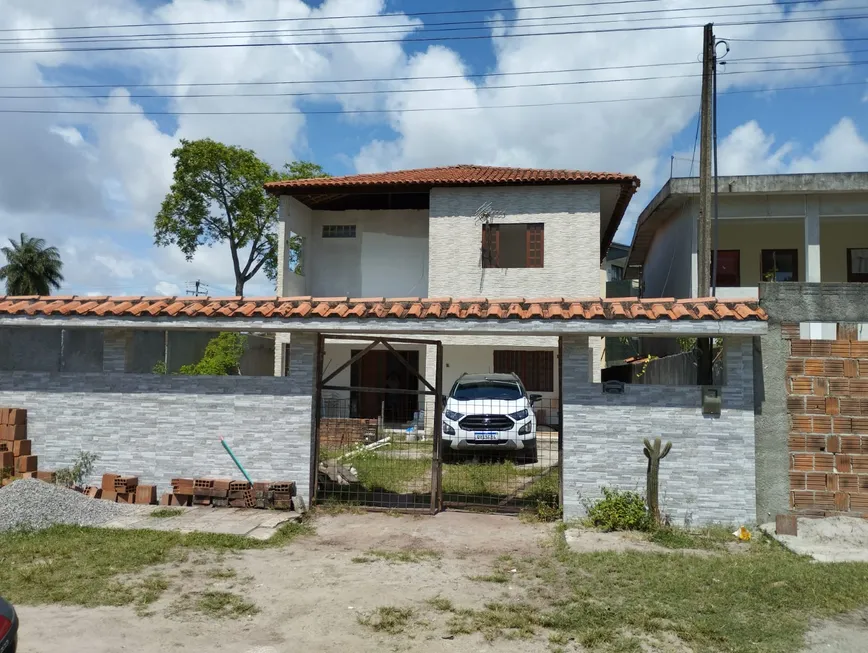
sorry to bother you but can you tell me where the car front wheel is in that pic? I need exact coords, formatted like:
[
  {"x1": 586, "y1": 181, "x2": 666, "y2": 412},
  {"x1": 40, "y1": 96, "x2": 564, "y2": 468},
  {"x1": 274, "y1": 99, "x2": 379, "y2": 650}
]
[{"x1": 517, "y1": 443, "x2": 538, "y2": 465}]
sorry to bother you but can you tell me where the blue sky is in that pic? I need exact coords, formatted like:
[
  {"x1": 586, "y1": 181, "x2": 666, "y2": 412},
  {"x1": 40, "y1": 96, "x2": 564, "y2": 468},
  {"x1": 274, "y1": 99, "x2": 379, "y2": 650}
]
[{"x1": 1, "y1": 0, "x2": 867, "y2": 296}]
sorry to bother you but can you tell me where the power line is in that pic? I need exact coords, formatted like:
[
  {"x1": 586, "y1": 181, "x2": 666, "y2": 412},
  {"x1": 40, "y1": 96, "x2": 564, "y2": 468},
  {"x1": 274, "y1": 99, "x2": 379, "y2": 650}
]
[
  {"x1": 0, "y1": 79, "x2": 862, "y2": 116},
  {"x1": 2, "y1": 62, "x2": 864, "y2": 100},
  {"x1": 2, "y1": 14, "x2": 867, "y2": 54},
  {"x1": 722, "y1": 34, "x2": 868, "y2": 42},
  {"x1": 1, "y1": 1, "x2": 859, "y2": 45},
  {"x1": 0, "y1": 1, "x2": 669, "y2": 33},
  {"x1": 6, "y1": 47, "x2": 865, "y2": 91}
]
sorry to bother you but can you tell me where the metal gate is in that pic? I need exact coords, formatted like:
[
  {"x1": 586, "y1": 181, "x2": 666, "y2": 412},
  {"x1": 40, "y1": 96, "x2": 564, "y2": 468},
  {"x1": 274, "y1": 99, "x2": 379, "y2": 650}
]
[{"x1": 311, "y1": 334, "x2": 561, "y2": 516}]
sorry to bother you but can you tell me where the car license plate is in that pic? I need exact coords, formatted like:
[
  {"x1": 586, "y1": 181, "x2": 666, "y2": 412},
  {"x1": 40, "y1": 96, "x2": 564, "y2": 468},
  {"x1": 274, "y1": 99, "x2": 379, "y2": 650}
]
[{"x1": 474, "y1": 432, "x2": 498, "y2": 441}]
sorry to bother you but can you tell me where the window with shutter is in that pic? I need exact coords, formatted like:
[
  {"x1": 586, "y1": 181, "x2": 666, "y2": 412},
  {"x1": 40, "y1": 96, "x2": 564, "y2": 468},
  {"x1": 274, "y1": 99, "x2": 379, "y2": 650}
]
[{"x1": 480, "y1": 223, "x2": 545, "y2": 269}]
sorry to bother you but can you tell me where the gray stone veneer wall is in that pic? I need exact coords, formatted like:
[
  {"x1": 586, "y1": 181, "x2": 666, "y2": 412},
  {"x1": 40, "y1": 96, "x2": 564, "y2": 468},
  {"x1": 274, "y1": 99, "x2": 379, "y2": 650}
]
[
  {"x1": 561, "y1": 335, "x2": 756, "y2": 525},
  {"x1": 0, "y1": 331, "x2": 318, "y2": 507}
]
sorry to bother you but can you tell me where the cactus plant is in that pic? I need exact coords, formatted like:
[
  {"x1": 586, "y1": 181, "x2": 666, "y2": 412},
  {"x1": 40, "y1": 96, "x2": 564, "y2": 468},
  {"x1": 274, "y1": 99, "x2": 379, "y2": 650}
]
[{"x1": 643, "y1": 437, "x2": 672, "y2": 524}]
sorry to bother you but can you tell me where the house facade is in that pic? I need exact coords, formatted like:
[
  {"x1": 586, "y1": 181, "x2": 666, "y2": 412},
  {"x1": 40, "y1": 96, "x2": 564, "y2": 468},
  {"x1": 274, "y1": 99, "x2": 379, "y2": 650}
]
[
  {"x1": 267, "y1": 165, "x2": 639, "y2": 427},
  {"x1": 628, "y1": 173, "x2": 868, "y2": 340}
]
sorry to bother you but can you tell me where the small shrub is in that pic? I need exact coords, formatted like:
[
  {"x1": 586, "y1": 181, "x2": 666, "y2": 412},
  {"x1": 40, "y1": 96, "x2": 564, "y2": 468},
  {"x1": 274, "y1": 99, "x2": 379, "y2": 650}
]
[
  {"x1": 54, "y1": 451, "x2": 100, "y2": 489},
  {"x1": 152, "y1": 360, "x2": 167, "y2": 375},
  {"x1": 585, "y1": 487, "x2": 652, "y2": 532},
  {"x1": 178, "y1": 333, "x2": 246, "y2": 376}
]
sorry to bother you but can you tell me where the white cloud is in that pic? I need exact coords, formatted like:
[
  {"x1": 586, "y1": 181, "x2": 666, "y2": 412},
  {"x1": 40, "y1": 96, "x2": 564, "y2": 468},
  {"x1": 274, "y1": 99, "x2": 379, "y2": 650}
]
[{"x1": 717, "y1": 117, "x2": 868, "y2": 175}]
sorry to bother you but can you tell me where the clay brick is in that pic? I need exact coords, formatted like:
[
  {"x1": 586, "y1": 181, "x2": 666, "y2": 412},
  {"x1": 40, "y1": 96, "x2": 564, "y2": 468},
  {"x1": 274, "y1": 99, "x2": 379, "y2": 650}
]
[
  {"x1": 229, "y1": 480, "x2": 251, "y2": 491},
  {"x1": 0, "y1": 408, "x2": 7, "y2": 425},
  {"x1": 826, "y1": 474, "x2": 839, "y2": 490},
  {"x1": 833, "y1": 418, "x2": 853, "y2": 433},
  {"x1": 812, "y1": 342, "x2": 833, "y2": 357},
  {"x1": 813, "y1": 378, "x2": 829, "y2": 397},
  {"x1": 228, "y1": 498, "x2": 248, "y2": 508},
  {"x1": 843, "y1": 359, "x2": 859, "y2": 378},
  {"x1": 835, "y1": 492, "x2": 850, "y2": 511},
  {"x1": 840, "y1": 398, "x2": 863, "y2": 415},
  {"x1": 860, "y1": 476, "x2": 868, "y2": 491},
  {"x1": 792, "y1": 453, "x2": 816, "y2": 470},
  {"x1": 160, "y1": 493, "x2": 172, "y2": 505},
  {"x1": 0, "y1": 424, "x2": 27, "y2": 441},
  {"x1": 171, "y1": 478, "x2": 195, "y2": 494},
  {"x1": 852, "y1": 455, "x2": 868, "y2": 473},
  {"x1": 115, "y1": 492, "x2": 133, "y2": 504},
  {"x1": 814, "y1": 453, "x2": 835, "y2": 471},
  {"x1": 114, "y1": 476, "x2": 138, "y2": 491},
  {"x1": 101, "y1": 473, "x2": 119, "y2": 492},
  {"x1": 85, "y1": 486, "x2": 102, "y2": 499},
  {"x1": 841, "y1": 436, "x2": 863, "y2": 453},
  {"x1": 805, "y1": 397, "x2": 825, "y2": 414},
  {"x1": 793, "y1": 490, "x2": 835, "y2": 510},
  {"x1": 805, "y1": 359, "x2": 825, "y2": 376},
  {"x1": 194, "y1": 478, "x2": 215, "y2": 489},
  {"x1": 212, "y1": 479, "x2": 232, "y2": 492},
  {"x1": 171, "y1": 494, "x2": 192, "y2": 507},
  {"x1": 825, "y1": 397, "x2": 840, "y2": 415},
  {"x1": 851, "y1": 379, "x2": 868, "y2": 397},
  {"x1": 791, "y1": 415, "x2": 812, "y2": 432},
  {"x1": 851, "y1": 494, "x2": 868, "y2": 511},
  {"x1": 16, "y1": 455, "x2": 37, "y2": 473},
  {"x1": 102, "y1": 490, "x2": 118, "y2": 502},
  {"x1": 136, "y1": 485, "x2": 157, "y2": 505},
  {"x1": 789, "y1": 434, "x2": 807, "y2": 451},
  {"x1": 253, "y1": 481, "x2": 271, "y2": 493},
  {"x1": 7, "y1": 408, "x2": 26, "y2": 425},
  {"x1": 787, "y1": 359, "x2": 805, "y2": 376},
  {"x1": 12, "y1": 440, "x2": 30, "y2": 457},
  {"x1": 790, "y1": 472, "x2": 807, "y2": 489},
  {"x1": 0, "y1": 451, "x2": 13, "y2": 471},
  {"x1": 837, "y1": 474, "x2": 860, "y2": 490},
  {"x1": 776, "y1": 514, "x2": 798, "y2": 535},
  {"x1": 822, "y1": 360, "x2": 845, "y2": 377},
  {"x1": 805, "y1": 435, "x2": 826, "y2": 451},
  {"x1": 806, "y1": 473, "x2": 827, "y2": 490},
  {"x1": 827, "y1": 436, "x2": 842, "y2": 453},
  {"x1": 829, "y1": 379, "x2": 851, "y2": 396},
  {"x1": 837, "y1": 454, "x2": 853, "y2": 473},
  {"x1": 851, "y1": 342, "x2": 868, "y2": 357},
  {"x1": 35, "y1": 470, "x2": 55, "y2": 483},
  {"x1": 791, "y1": 377, "x2": 814, "y2": 395},
  {"x1": 21, "y1": 471, "x2": 36, "y2": 479},
  {"x1": 782, "y1": 323, "x2": 800, "y2": 339},
  {"x1": 831, "y1": 341, "x2": 851, "y2": 357},
  {"x1": 812, "y1": 416, "x2": 832, "y2": 433},
  {"x1": 791, "y1": 340, "x2": 813, "y2": 357},
  {"x1": 854, "y1": 417, "x2": 868, "y2": 434}
]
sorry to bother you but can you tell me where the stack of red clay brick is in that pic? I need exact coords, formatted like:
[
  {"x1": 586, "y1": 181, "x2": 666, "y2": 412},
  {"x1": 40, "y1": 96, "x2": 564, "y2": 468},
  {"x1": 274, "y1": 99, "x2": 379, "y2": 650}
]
[
  {"x1": 86, "y1": 474, "x2": 158, "y2": 505},
  {"x1": 0, "y1": 408, "x2": 52, "y2": 484},
  {"x1": 161, "y1": 478, "x2": 296, "y2": 510}
]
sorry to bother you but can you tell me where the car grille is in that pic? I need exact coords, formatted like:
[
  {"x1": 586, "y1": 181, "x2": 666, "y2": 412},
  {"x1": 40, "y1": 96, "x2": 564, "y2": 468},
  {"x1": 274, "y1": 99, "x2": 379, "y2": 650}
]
[{"x1": 458, "y1": 414, "x2": 514, "y2": 431}]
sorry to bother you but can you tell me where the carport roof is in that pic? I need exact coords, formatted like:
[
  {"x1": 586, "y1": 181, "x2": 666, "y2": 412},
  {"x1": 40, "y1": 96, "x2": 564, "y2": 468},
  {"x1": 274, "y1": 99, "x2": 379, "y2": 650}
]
[{"x1": 0, "y1": 296, "x2": 766, "y2": 321}]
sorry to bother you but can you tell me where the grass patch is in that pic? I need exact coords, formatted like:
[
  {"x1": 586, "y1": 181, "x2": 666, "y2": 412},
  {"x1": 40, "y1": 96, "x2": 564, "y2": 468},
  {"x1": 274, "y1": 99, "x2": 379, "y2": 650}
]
[
  {"x1": 358, "y1": 606, "x2": 415, "y2": 634},
  {"x1": 648, "y1": 526, "x2": 733, "y2": 550},
  {"x1": 0, "y1": 522, "x2": 312, "y2": 608},
  {"x1": 427, "y1": 596, "x2": 454, "y2": 612},
  {"x1": 188, "y1": 590, "x2": 259, "y2": 618},
  {"x1": 150, "y1": 508, "x2": 185, "y2": 518},
  {"x1": 364, "y1": 549, "x2": 441, "y2": 564},
  {"x1": 206, "y1": 567, "x2": 237, "y2": 579},
  {"x1": 449, "y1": 532, "x2": 868, "y2": 652},
  {"x1": 469, "y1": 572, "x2": 510, "y2": 583},
  {"x1": 352, "y1": 454, "x2": 431, "y2": 494},
  {"x1": 441, "y1": 460, "x2": 539, "y2": 497}
]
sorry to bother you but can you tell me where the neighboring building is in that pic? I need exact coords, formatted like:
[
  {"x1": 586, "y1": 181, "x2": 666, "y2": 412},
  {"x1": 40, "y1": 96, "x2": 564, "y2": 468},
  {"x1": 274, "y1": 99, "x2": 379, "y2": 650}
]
[
  {"x1": 603, "y1": 241, "x2": 630, "y2": 282},
  {"x1": 627, "y1": 173, "x2": 868, "y2": 339},
  {"x1": 266, "y1": 164, "x2": 639, "y2": 425}
]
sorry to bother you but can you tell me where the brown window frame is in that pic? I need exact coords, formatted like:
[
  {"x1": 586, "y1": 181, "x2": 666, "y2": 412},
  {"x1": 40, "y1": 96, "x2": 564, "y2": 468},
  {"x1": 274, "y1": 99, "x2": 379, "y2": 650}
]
[
  {"x1": 713, "y1": 249, "x2": 741, "y2": 287},
  {"x1": 847, "y1": 248, "x2": 868, "y2": 282},
  {"x1": 493, "y1": 350, "x2": 554, "y2": 393},
  {"x1": 761, "y1": 249, "x2": 799, "y2": 282},
  {"x1": 481, "y1": 223, "x2": 544, "y2": 269}
]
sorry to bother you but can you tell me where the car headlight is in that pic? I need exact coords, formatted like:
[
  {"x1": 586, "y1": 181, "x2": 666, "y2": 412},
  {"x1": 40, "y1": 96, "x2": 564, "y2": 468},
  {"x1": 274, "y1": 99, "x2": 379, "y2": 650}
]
[
  {"x1": 442, "y1": 422, "x2": 456, "y2": 435},
  {"x1": 444, "y1": 409, "x2": 463, "y2": 421},
  {"x1": 509, "y1": 409, "x2": 529, "y2": 421}
]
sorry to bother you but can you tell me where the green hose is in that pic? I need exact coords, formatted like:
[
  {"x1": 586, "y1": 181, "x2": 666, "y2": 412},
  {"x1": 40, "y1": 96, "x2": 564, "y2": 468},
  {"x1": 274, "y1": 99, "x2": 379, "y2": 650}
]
[{"x1": 220, "y1": 437, "x2": 253, "y2": 485}]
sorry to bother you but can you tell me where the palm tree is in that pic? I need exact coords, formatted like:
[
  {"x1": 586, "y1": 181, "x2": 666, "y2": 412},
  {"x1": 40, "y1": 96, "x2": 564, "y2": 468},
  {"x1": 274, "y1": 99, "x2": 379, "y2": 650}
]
[{"x1": 0, "y1": 233, "x2": 65, "y2": 296}]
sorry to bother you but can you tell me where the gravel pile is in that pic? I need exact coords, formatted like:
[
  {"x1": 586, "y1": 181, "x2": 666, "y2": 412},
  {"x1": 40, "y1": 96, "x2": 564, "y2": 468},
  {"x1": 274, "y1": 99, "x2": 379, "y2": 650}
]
[{"x1": 0, "y1": 478, "x2": 139, "y2": 531}]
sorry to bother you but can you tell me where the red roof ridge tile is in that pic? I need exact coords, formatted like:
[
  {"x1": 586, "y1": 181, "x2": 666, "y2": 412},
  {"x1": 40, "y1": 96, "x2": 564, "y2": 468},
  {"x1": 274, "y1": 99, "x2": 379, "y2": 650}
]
[
  {"x1": 638, "y1": 297, "x2": 676, "y2": 304},
  {"x1": 677, "y1": 297, "x2": 717, "y2": 303}
]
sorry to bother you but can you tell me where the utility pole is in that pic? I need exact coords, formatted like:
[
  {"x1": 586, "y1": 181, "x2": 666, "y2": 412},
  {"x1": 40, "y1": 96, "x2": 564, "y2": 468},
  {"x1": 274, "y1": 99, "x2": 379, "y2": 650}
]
[
  {"x1": 697, "y1": 23, "x2": 715, "y2": 386},
  {"x1": 186, "y1": 280, "x2": 208, "y2": 297}
]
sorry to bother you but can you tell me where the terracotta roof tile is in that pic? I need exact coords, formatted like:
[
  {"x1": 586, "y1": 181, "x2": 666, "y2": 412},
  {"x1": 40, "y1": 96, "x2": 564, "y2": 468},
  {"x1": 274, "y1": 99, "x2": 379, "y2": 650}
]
[
  {"x1": 0, "y1": 296, "x2": 766, "y2": 322},
  {"x1": 265, "y1": 164, "x2": 639, "y2": 194}
]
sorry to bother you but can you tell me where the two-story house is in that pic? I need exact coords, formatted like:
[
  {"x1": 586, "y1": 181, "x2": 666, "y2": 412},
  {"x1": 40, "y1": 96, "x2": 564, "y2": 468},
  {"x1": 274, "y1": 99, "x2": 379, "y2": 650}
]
[
  {"x1": 265, "y1": 164, "x2": 639, "y2": 427},
  {"x1": 628, "y1": 173, "x2": 868, "y2": 340}
]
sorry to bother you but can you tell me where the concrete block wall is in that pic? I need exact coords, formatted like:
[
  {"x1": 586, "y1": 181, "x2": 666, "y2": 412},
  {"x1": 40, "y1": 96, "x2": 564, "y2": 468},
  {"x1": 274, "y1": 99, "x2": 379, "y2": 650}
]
[
  {"x1": 0, "y1": 330, "x2": 318, "y2": 508},
  {"x1": 561, "y1": 335, "x2": 757, "y2": 526}
]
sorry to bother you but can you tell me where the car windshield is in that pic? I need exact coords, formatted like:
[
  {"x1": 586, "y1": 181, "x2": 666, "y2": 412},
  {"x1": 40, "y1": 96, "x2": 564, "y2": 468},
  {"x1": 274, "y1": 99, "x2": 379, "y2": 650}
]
[{"x1": 452, "y1": 381, "x2": 523, "y2": 401}]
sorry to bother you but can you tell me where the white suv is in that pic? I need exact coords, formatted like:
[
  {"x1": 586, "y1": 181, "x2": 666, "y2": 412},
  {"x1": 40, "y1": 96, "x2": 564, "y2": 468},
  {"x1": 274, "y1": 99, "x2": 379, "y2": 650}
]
[{"x1": 441, "y1": 373, "x2": 539, "y2": 464}]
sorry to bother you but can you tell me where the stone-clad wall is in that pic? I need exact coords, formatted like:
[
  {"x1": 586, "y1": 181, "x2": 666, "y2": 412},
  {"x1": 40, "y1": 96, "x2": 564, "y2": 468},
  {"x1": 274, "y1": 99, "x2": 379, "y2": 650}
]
[
  {"x1": 0, "y1": 332, "x2": 318, "y2": 507},
  {"x1": 561, "y1": 335, "x2": 757, "y2": 525}
]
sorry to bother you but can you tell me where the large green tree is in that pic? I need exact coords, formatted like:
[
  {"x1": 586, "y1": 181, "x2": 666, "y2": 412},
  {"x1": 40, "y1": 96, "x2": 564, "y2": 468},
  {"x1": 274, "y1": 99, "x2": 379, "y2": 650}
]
[
  {"x1": 154, "y1": 138, "x2": 328, "y2": 296},
  {"x1": 0, "y1": 233, "x2": 64, "y2": 296}
]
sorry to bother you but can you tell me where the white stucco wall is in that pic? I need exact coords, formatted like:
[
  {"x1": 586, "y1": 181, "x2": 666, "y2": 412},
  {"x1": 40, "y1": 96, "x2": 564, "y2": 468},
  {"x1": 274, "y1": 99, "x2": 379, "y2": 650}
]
[
  {"x1": 642, "y1": 203, "x2": 695, "y2": 299},
  {"x1": 428, "y1": 185, "x2": 602, "y2": 298},
  {"x1": 278, "y1": 197, "x2": 313, "y2": 297}
]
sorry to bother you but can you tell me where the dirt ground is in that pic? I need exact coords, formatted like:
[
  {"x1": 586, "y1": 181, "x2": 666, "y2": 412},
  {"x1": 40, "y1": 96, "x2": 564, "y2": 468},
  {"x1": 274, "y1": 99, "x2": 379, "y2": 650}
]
[
  {"x1": 18, "y1": 512, "x2": 556, "y2": 653},
  {"x1": 15, "y1": 512, "x2": 868, "y2": 653}
]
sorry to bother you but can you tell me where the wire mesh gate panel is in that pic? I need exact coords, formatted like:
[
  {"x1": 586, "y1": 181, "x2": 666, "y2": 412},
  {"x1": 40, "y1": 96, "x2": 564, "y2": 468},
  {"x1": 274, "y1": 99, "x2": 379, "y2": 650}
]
[{"x1": 313, "y1": 335, "x2": 443, "y2": 511}]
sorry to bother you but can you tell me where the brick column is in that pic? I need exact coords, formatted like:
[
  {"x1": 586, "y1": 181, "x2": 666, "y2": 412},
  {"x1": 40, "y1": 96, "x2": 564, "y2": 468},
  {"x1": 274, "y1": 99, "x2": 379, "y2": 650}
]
[
  {"x1": 560, "y1": 334, "x2": 593, "y2": 520},
  {"x1": 286, "y1": 331, "x2": 318, "y2": 508},
  {"x1": 103, "y1": 329, "x2": 129, "y2": 373},
  {"x1": 274, "y1": 333, "x2": 291, "y2": 376},
  {"x1": 424, "y1": 344, "x2": 437, "y2": 435}
]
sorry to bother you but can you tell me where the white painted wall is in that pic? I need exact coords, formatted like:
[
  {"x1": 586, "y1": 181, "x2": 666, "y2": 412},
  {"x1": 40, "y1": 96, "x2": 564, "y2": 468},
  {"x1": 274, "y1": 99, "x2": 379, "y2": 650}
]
[
  {"x1": 642, "y1": 204, "x2": 695, "y2": 299},
  {"x1": 278, "y1": 197, "x2": 312, "y2": 297},
  {"x1": 428, "y1": 185, "x2": 602, "y2": 298}
]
